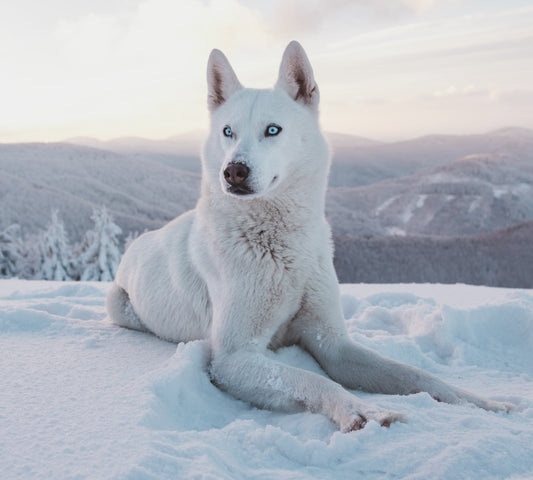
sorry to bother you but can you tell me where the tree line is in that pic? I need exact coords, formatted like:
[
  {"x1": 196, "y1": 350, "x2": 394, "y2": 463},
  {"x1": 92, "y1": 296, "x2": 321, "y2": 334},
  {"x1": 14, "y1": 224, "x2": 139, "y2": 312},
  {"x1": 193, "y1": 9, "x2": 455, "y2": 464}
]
[
  {"x1": 0, "y1": 207, "x2": 134, "y2": 282},
  {"x1": 333, "y1": 229, "x2": 533, "y2": 288},
  {"x1": 3, "y1": 207, "x2": 532, "y2": 288}
]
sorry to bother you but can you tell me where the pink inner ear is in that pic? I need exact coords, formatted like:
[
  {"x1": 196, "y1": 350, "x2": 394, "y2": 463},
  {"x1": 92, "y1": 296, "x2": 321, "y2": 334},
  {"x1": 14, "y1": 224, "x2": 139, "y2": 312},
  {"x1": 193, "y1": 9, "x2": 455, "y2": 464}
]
[
  {"x1": 291, "y1": 65, "x2": 316, "y2": 105},
  {"x1": 207, "y1": 49, "x2": 243, "y2": 110},
  {"x1": 209, "y1": 68, "x2": 225, "y2": 108},
  {"x1": 277, "y1": 42, "x2": 319, "y2": 108}
]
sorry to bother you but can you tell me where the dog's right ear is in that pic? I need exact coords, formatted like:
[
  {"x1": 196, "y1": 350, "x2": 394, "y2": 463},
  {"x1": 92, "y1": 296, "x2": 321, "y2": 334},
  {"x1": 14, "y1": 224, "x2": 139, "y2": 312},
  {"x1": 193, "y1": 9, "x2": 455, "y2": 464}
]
[{"x1": 207, "y1": 49, "x2": 243, "y2": 111}]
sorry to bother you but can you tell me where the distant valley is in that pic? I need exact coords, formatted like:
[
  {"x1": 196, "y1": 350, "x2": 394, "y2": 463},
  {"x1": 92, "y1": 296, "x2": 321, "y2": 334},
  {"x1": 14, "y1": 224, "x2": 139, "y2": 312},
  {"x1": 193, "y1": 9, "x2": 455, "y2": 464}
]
[{"x1": 1, "y1": 127, "x2": 532, "y2": 286}]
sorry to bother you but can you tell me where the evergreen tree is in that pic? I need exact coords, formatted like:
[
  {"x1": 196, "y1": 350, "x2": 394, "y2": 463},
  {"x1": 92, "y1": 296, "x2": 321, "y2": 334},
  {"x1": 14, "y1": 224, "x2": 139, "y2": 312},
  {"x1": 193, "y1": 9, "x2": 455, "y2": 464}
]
[
  {"x1": 0, "y1": 224, "x2": 23, "y2": 278},
  {"x1": 36, "y1": 210, "x2": 73, "y2": 281},
  {"x1": 76, "y1": 206, "x2": 122, "y2": 281},
  {"x1": 18, "y1": 232, "x2": 41, "y2": 280}
]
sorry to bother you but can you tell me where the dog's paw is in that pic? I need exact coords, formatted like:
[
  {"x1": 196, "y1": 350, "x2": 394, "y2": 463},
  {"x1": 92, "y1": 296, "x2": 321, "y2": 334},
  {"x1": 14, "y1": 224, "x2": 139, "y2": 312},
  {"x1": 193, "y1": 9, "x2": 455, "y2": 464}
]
[
  {"x1": 374, "y1": 410, "x2": 407, "y2": 427},
  {"x1": 457, "y1": 392, "x2": 515, "y2": 413},
  {"x1": 340, "y1": 410, "x2": 406, "y2": 433},
  {"x1": 481, "y1": 399, "x2": 514, "y2": 413},
  {"x1": 433, "y1": 387, "x2": 515, "y2": 414},
  {"x1": 340, "y1": 414, "x2": 368, "y2": 432}
]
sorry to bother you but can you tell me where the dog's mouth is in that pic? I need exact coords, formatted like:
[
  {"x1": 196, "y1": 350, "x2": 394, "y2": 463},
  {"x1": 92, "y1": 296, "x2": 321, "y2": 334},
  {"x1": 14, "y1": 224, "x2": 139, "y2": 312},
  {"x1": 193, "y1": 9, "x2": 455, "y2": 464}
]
[
  {"x1": 225, "y1": 176, "x2": 279, "y2": 197},
  {"x1": 227, "y1": 184, "x2": 254, "y2": 195}
]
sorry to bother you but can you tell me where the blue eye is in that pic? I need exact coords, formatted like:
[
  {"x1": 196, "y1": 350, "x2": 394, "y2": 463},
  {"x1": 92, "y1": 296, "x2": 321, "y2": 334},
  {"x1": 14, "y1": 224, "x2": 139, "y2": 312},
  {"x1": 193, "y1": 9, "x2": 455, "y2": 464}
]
[
  {"x1": 265, "y1": 124, "x2": 282, "y2": 137},
  {"x1": 223, "y1": 126, "x2": 233, "y2": 137}
]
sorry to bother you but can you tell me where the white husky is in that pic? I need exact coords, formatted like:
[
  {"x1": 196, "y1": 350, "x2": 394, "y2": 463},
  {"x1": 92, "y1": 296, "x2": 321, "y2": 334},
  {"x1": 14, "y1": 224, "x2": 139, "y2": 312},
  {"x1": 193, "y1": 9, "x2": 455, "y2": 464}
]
[{"x1": 107, "y1": 41, "x2": 511, "y2": 431}]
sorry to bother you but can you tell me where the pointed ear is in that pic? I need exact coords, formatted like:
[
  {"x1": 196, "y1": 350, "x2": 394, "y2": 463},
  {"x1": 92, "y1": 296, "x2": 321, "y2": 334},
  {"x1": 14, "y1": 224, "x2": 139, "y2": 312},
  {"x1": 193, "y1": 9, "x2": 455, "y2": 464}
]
[
  {"x1": 275, "y1": 41, "x2": 319, "y2": 109},
  {"x1": 207, "y1": 49, "x2": 243, "y2": 111}
]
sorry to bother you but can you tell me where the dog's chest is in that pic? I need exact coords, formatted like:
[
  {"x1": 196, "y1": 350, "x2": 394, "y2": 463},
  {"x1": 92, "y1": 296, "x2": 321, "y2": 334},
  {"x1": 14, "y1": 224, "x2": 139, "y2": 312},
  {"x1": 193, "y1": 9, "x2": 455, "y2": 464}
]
[
  {"x1": 241, "y1": 223, "x2": 295, "y2": 266},
  {"x1": 228, "y1": 210, "x2": 313, "y2": 274},
  {"x1": 199, "y1": 200, "x2": 321, "y2": 296}
]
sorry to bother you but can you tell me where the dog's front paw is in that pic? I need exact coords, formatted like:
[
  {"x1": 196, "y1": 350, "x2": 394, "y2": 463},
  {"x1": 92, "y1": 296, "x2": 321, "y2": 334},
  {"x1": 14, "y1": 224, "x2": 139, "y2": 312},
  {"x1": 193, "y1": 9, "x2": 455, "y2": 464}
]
[
  {"x1": 340, "y1": 410, "x2": 406, "y2": 433},
  {"x1": 340, "y1": 414, "x2": 368, "y2": 432},
  {"x1": 374, "y1": 410, "x2": 407, "y2": 428}
]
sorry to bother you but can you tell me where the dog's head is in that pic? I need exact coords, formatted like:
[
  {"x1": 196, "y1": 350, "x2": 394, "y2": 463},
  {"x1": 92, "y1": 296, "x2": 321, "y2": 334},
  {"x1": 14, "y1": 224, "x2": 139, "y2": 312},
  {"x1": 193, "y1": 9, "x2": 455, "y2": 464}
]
[{"x1": 202, "y1": 41, "x2": 328, "y2": 199}]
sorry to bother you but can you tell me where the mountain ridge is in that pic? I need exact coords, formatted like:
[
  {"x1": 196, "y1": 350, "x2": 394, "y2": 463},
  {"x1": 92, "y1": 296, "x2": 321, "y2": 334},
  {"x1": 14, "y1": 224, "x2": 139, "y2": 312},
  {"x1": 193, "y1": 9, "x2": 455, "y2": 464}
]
[{"x1": 1, "y1": 127, "x2": 532, "y2": 286}]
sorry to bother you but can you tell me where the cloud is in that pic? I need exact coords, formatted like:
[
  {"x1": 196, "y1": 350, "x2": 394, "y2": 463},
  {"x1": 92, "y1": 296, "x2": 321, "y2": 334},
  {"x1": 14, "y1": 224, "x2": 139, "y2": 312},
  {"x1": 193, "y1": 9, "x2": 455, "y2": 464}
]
[
  {"x1": 432, "y1": 85, "x2": 486, "y2": 98},
  {"x1": 262, "y1": 0, "x2": 439, "y2": 36},
  {"x1": 1, "y1": 0, "x2": 531, "y2": 143},
  {"x1": 1, "y1": 0, "x2": 275, "y2": 141}
]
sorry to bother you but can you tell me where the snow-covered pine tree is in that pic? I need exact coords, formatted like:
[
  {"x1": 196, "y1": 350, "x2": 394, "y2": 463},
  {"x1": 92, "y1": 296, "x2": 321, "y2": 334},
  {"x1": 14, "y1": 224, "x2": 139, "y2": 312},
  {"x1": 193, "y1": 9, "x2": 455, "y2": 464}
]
[
  {"x1": 17, "y1": 232, "x2": 41, "y2": 280},
  {"x1": 0, "y1": 224, "x2": 23, "y2": 278},
  {"x1": 76, "y1": 206, "x2": 122, "y2": 281},
  {"x1": 36, "y1": 210, "x2": 73, "y2": 281}
]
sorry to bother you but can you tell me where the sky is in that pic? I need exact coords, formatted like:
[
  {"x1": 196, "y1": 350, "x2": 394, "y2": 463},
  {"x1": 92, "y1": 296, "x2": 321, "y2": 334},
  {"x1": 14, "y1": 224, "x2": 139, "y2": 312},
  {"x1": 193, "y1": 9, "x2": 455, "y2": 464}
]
[{"x1": 1, "y1": 0, "x2": 532, "y2": 143}]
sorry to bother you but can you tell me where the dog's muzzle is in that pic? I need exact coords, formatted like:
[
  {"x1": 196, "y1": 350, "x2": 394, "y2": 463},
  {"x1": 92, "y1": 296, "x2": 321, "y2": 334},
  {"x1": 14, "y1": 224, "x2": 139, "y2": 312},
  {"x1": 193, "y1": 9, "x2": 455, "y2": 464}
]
[{"x1": 223, "y1": 162, "x2": 253, "y2": 195}]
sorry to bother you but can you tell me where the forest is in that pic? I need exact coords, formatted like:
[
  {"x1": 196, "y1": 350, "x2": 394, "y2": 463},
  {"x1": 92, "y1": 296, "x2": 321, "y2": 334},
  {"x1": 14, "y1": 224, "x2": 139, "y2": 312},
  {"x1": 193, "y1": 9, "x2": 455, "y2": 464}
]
[
  {"x1": 0, "y1": 207, "x2": 126, "y2": 282},
  {"x1": 333, "y1": 222, "x2": 533, "y2": 288},
  {"x1": 3, "y1": 205, "x2": 532, "y2": 288}
]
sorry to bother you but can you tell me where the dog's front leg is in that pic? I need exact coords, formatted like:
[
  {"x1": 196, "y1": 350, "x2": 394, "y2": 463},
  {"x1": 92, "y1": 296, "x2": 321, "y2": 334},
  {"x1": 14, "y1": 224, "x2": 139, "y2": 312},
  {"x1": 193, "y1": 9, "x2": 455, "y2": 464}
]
[
  {"x1": 208, "y1": 299, "x2": 404, "y2": 431},
  {"x1": 210, "y1": 349, "x2": 404, "y2": 431}
]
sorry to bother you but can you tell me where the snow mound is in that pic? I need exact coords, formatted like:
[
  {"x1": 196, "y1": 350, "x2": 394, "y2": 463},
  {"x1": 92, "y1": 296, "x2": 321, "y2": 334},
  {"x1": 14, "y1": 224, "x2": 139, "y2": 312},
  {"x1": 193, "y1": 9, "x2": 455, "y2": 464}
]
[{"x1": 1, "y1": 280, "x2": 532, "y2": 479}]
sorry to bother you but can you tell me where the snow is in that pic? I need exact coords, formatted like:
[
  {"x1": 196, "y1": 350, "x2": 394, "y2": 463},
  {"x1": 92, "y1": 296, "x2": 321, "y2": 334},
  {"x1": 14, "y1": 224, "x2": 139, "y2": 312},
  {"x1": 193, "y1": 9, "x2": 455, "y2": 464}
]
[
  {"x1": 375, "y1": 196, "x2": 398, "y2": 216},
  {"x1": 1, "y1": 280, "x2": 532, "y2": 479},
  {"x1": 400, "y1": 195, "x2": 427, "y2": 224}
]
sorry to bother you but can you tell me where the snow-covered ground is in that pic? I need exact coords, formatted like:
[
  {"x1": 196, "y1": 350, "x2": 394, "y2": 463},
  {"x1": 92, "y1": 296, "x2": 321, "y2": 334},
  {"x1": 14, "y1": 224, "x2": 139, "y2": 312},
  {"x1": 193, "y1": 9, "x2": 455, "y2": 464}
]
[{"x1": 1, "y1": 280, "x2": 532, "y2": 479}]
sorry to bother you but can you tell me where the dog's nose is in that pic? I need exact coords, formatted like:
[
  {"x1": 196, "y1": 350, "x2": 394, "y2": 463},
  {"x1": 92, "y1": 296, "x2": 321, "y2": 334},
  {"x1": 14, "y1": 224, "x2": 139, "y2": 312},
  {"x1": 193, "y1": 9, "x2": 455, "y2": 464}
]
[{"x1": 224, "y1": 162, "x2": 250, "y2": 186}]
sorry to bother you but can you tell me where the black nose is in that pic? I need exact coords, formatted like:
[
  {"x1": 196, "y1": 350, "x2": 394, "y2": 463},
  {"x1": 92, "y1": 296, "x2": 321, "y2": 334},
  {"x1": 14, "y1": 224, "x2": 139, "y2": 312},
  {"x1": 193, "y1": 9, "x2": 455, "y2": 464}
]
[{"x1": 224, "y1": 162, "x2": 250, "y2": 186}]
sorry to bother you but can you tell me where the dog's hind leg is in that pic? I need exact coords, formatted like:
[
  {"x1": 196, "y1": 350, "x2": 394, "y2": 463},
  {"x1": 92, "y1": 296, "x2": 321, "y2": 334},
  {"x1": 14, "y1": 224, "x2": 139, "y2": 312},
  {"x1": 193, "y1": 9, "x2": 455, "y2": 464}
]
[
  {"x1": 307, "y1": 333, "x2": 512, "y2": 412},
  {"x1": 295, "y1": 274, "x2": 513, "y2": 413},
  {"x1": 106, "y1": 283, "x2": 148, "y2": 332}
]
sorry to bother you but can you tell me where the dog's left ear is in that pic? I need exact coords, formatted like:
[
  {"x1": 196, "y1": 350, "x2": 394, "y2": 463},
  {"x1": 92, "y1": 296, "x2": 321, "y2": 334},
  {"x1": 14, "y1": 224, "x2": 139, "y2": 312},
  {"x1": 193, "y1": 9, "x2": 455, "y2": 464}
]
[
  {"x1": 207, "y1": 49, "x2": 243, "y2": 111},
  {"x1": 276, "y1": 41, "x2": 319, "y2": 110}
]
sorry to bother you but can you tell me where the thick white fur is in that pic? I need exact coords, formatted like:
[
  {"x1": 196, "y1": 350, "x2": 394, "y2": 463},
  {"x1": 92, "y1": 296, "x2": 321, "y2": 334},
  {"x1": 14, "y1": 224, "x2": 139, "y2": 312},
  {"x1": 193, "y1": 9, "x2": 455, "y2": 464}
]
[{"x1": 107, "y1": 41, "x2": 511, "y2": 431}]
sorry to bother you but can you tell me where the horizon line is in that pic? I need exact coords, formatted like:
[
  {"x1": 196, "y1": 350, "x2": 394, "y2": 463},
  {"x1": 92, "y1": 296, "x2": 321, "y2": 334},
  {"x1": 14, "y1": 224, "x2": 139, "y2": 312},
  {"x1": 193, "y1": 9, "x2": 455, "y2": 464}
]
[{"x1": 1, "y1": 125, "x2": 531, "y2": 147}]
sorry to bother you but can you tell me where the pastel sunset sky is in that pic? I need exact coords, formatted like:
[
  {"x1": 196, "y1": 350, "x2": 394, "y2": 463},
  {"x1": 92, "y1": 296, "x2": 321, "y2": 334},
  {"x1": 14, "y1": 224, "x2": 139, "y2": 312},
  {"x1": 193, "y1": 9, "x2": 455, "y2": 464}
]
[{"x1": 1, "y1": 0, "x2": 532, "y2": 143}]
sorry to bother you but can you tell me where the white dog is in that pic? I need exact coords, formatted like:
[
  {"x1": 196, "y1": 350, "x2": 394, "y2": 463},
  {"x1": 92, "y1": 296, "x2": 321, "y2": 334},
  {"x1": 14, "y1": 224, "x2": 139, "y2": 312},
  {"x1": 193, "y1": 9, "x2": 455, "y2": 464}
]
[{"x1": 106, "y1": 41, "x2": 511, "y2": 431}]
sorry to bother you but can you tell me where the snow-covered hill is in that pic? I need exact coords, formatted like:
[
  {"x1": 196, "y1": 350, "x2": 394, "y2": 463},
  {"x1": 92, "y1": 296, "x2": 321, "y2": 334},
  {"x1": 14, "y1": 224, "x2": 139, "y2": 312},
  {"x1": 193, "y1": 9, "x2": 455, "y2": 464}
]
[
  {"x1": 3, "y1": 127, "x2": 532, "y2": 241},
  {"x1": 328, "y1": 152, "x2": 533, "y2": 237},
  {"x1": 328, "y1": 126, "x2": 533, "y2": 188},
  {"x1": 65, "y1": 130, "x2": 205, "y2": 157},
  {"x1": 0, "y1": 143, "x2": 200, "y2": 241},
  {"x1": 1, "y1": 280, "x2": 532, "y2": 479},
  {"x1": 2, "y1": 127, "x2": 533, "y2": 285}
]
